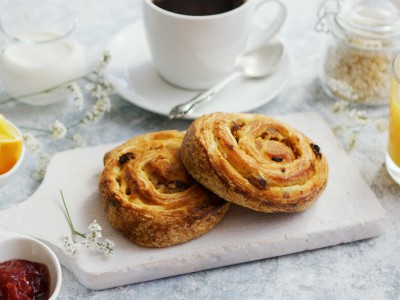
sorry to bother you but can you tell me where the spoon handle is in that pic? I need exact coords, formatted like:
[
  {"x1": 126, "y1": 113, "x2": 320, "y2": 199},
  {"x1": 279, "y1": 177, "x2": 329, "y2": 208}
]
[{"x1": 169, "y1": 71, "x2": 242, "y2": 119}]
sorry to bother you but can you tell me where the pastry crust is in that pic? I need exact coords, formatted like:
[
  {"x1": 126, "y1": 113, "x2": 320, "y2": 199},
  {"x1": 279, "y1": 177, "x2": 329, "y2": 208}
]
[
  {"x1": 181, "y1": 113, "x2": 329, "y2": 213},
  {"x1": 99, "y1": 130, "x2": 229, "y2": 248}
]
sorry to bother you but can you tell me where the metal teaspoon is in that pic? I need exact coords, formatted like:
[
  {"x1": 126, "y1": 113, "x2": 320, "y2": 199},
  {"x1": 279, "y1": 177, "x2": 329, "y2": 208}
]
[{"x1": 168, "y1": 42, "x2": 285, "y2": 119}]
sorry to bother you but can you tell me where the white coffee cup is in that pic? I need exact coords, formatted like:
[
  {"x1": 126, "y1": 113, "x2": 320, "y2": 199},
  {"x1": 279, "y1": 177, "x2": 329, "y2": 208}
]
[{"x1": 142, "y1": 0, "x2": 286, "y2": 90}]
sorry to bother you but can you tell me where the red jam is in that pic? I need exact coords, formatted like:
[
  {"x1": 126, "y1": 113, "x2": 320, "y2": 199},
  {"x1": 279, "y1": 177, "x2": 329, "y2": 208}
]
[{"x1": 0, "y1": 259, "x2": 50, "y2": 300}]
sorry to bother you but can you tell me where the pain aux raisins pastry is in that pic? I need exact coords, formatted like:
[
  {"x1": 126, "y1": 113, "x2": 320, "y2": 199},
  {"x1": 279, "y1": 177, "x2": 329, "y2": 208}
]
[
  {"x1": 181, "y1": 112, "x2": 328, "y2": 213},
  {"x1": 99, "y1": 130, "x2": 229, "y2": 248}
]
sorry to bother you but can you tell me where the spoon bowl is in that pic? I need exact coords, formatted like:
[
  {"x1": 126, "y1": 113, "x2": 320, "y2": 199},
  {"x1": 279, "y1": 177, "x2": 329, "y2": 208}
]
[
  {"x1": 239, "y1": 42, "x2": 284, "y2": 78},
  {"x1": 169, "y1": 42, "x2": 285, "y2": 119}
]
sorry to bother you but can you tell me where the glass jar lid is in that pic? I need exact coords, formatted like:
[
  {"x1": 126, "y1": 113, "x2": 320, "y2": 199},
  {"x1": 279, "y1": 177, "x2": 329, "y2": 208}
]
[
  {"x1": 316, "y1": 0, "x2": 400, "y2": 40},
  {"x1": 337, "y1": 0, "x2": 400, "y2": 38},
  {"x1": 316, "y1": 0, "x2": 400, "y2": 39}
]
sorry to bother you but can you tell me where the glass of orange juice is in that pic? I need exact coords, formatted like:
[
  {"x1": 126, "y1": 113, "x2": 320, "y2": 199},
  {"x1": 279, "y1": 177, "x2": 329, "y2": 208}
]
[{"x1": 387, "y1": 53, "x2": 400, "y2": 184}]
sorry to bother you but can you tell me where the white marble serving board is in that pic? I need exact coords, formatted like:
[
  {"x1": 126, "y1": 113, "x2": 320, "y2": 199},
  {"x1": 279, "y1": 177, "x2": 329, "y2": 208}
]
[{"x1": 0, "y1": 112, "x2": 385, "y2": 290}]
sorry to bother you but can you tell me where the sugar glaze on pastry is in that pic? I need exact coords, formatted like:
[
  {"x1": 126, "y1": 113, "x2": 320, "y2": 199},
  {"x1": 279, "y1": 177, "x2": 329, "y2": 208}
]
[
  {"x1": 181, "y1": 113, "x2": 329, "y2": 213},
  {"x1": 99, "y1": 130, "x2": 229, "y2": 248}
]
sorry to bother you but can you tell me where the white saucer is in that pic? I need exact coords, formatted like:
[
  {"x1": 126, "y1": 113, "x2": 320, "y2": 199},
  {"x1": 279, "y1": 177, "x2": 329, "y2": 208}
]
[{"x1": 105, "y1": 21, "x2": 292, "y2": 119}]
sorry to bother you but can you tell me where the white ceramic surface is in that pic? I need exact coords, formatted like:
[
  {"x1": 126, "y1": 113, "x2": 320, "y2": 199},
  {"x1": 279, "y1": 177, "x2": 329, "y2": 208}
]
[
  {"x1": 0, "y1": 119, "x2": 25, "y2": 188},
  {"x1": 105, "y1": 20, "x2": 292, "y2": 119},
  {"x1": 142, "y1": 0, "x2": 286, "y2": 89},
  {"x1": 0, "y1": 112, "x2": 385, "y2": 290},
  {"x1": 0, "y1": 231, "x2": 62, "y2": 299}
]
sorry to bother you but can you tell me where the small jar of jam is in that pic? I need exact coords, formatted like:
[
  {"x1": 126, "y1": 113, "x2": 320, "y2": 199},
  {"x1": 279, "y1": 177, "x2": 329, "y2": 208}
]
[{"x1": 316, "y1": 0, "x2": 400, "y2": 105}]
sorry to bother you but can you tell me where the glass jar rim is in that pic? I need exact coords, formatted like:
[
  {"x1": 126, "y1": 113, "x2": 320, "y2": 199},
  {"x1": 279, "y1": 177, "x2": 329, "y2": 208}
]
[
  {"x1": 316, "y1": 0, "x2": 400, "y2": 44},
  {"x1": 337, "y1": 0, "x2": 400, "y2": 37},
  {"x1": 329, "y1": 15, "x2": 400, "y2": 50},
  {"x1": 393, "y1": 53, "x2": 400, "y2": 84},
  {"x1": 0, "y1": 2, "x2": 77, "y2": 45},
  {"x1": 336, "y1": 15, "x2": 400, "y2": 40}
]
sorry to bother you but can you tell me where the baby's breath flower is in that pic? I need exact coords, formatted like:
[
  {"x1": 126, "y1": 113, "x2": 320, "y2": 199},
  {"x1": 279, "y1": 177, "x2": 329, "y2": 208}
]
[
  {"x1": 84, "y1": 83, "x2": 95, "y2": 92},
  {"x1": 99, "y1": 50, "x2": 111, "y2": 68},
  {"x1": 330, "y1": 98, "x2": 387, "y2": 152},
  {"x1": 104, "y1": 249, "x2": 114, "y2": 258},
  {"x1": 33, "y1": 154, "x2": 50, "y2": 180},
  {"x1": 92, "y1": 50, "x2": 112, "y2": 76},
  {"x1": 103, "y1": 50, "x2": 111, "y2": 64},
  {"x1": 62, "y1": 235, "x2": 80, "y2": 256},
  {"x1": 96, "y1": 94, "x2": 112, "y2": 111},
  {"x1": 374, "y1": 118, "x2": 388, "y2": 133},
  {"x1": 86, "y1": 80, "x2": 114, "y2": 99},
  {"x1": 82, "y1": 94, "x2": 112, "y2": 124},
  {"x1": 60, "y1": 190, "x2": 116, "y2": 258},
  {"x1": 84, "y1": 232, "x2": 101, "y2": 249},
  {"x1": 72, "y1": 133, "x2": 86, "y2": 148},
  {"x1": 23, "y1": 133, "x2": 42, "y2": 152},
  {"x1": 348, "y1": 133, "x2": 357, "y2": 150},
  {"x1": 102, "y1": 239, "x2": 115, "y2": 257},
  {"x1": 98, "y1": 78, "x2": 115, "y2": 94},
  {"x1": 332, "y1": 100, "x2": 350, "y2": 113},
  {"x1": 92, "y1": 230, "x2": 102, "y2": 240},
  {"x1": 68, "y1": 82, "x2": 85, "y2": 111},
  {"x1": 89, "y1": 85, "x2": 103, "y2": 98},
  {"x1": 349, "y1": 109, "x2": 368, "y2": 123},
  {"x1": 50, "y1": 120, "x2": 67, "y2": 140},
  {"x1": 332, "y1": 125, "x2": 343, "y2": 135},
  {"x1": 88, "y1": 220, "x2": 102, "y2": 232}
]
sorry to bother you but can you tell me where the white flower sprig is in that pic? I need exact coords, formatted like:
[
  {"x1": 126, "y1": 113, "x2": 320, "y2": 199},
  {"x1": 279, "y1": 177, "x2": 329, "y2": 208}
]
[
  {"x1": 72, "y1": 133, "x2": 87, "y2": 148},
  {"x1": 51, "y1": 120, "x2": 68, "y2": 140},
  {"x1": 331, "y1": 100, "x2": 388, "y2": 150},
  {"x1": 60, "y1": 190, "x2": 115, "y2": 257},
  {"x1": 11, "y1": 50, "x2": 115, "y2": 179},
  {"x1": 68, "y1": 82, "x2": 84, "y2": 111},
  {"x1": 33, "y1": 153, "x2": 50, "y2": 181},
  {"x1": 23, "y1": 133, "x2": 42, "y2": 152}
]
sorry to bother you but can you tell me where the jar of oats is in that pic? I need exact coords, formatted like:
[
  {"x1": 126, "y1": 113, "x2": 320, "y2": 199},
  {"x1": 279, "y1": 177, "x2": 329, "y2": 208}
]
[{"x1": 316, "y1": 0, "x2": 400, "y2": 105}]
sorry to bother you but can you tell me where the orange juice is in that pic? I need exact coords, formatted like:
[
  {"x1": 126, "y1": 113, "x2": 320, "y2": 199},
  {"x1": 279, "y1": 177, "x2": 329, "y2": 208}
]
[
  {"x1": 387, "y1": 54, "x2": 400, "y2": 184},
  {"x1": 388, "y1": 75, "x2": 400, "y2": 167}
]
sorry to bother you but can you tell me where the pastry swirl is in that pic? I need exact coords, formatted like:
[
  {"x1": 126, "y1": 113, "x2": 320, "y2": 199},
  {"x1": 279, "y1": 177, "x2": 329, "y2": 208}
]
[
  {"x1": 181, "y1": 113, "x2": 328, "y2": 213},
  {"x1": 99, "y1": 130, "x2": 229, "y2": 248}
]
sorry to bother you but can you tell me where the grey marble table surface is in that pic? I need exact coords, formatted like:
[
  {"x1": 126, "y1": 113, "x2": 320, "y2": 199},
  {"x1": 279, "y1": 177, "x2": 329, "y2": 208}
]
[{"x1": 0, "y1": 0, "x2": 399, "y2": 299}]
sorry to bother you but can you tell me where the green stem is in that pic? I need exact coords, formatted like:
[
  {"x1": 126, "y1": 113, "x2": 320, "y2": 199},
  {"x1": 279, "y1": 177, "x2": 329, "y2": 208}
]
[
  {"x1": 0, "y1": 98, "x2": 15, "y2": 105},
  {"x1": 35, "y1": 134, "x2": 51, "y2": 138},
  {"x1": 67, "y1": 121, "x2": 83, "y2": 129},
  {"x1": 19, "y1": 126, "x2": 52, "y2": 134},
  {"x1": 83, "y1": 76, "x2": 95, "y2": 83},
  {"x1": 74, "y1": 231, "x2": 86, "y2": 238},
  {"x1": 0, "y1": 75, "x2": 89, "y2": 105},
  {"x1": 60, "y1": 190, "x2": 77, "y2": 242}
]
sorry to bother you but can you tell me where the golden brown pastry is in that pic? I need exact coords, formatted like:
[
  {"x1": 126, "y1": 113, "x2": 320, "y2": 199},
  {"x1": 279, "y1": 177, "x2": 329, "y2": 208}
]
[
  {"x1": 181, "y1": 113, "x2": 328, "y2": 213},
  {"x1": 99, "y1": 130, "x2": 229, "y2": 248}
]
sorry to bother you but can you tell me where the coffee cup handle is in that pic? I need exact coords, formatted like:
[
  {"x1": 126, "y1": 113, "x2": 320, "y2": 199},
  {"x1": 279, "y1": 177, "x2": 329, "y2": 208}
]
[{"x1": 245, "y1": 0, "x2": 287, "y2": 53}]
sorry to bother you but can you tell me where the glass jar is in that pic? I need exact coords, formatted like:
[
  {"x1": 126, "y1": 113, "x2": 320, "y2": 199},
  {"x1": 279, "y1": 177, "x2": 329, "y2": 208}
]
[
  {"x1": 316, "y1": 0, "x2": 400, "y2": 105},
  {"x1": 0, "y1": 2, "x2": 86, "y2": 106}
]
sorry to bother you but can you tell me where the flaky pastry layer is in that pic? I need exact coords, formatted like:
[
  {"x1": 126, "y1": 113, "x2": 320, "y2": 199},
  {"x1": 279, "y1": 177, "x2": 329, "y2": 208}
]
[
  {"x1": 99, "y1": 130, "x2": 229, "y2": 247},
  {"x1": 181, "y1": 113, "x2": 329, "y2": 213}
]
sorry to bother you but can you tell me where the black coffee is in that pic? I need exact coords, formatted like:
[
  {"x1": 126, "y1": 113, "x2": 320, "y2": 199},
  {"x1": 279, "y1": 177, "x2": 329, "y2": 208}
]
[{"x1": 152, "y1": 0, "x2": 246, "y2": 16}]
